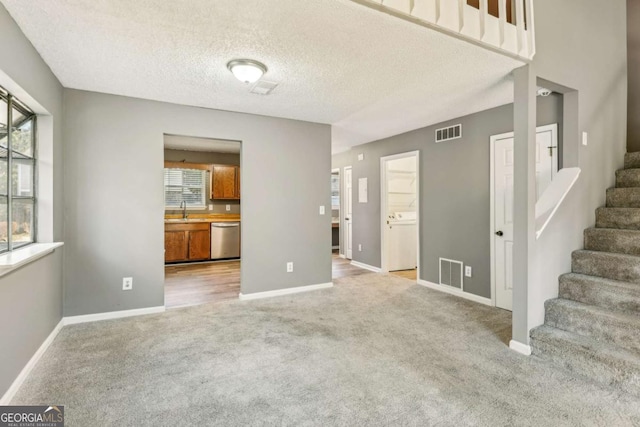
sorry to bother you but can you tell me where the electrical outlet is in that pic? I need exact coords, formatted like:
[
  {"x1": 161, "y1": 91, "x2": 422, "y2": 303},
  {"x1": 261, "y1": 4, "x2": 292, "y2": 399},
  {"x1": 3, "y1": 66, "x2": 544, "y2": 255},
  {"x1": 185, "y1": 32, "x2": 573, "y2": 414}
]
[
  {"x1": 319, "y1": 205, "x2": 325, "y2": 215},
  {"x1": 208, "y1": 204, "x2": 214, "y2": 211},
  {"x1": 358, "y1": 244, "x2": 362, "y2": 252},
  {"x1": 465, "y1": 266, "x2": 472, "y2": 278},
  {"x1": 286, "y1": 262, "x2": 294, "y2": 273},
  {"x1": 122, "y1": 277, "x2": 133, "y2": 291},
  {"x1": 226, "y1": 204, "x2": 231, "y2": 211}
]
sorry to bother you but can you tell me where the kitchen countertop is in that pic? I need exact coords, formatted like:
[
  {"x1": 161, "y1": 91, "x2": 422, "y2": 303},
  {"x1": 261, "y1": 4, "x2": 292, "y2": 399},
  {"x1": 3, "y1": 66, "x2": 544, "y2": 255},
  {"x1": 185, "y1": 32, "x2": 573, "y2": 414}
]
[{"x1": 165, "y1": 214, "x2": 240, "y2": 223}]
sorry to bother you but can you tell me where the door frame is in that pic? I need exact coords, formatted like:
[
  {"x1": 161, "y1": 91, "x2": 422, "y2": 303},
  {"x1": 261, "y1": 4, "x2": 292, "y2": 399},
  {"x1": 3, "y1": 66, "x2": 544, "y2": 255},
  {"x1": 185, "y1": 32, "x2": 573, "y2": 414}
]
[
  {"x1": 342, "y1": 166, "x2": 353, "y2": 260},
  {"x1": 331, "y1": 168, "x2": 341, "y2": 252},
  {"x1": 489, "y1": 123, "x2": 558, "y2": 307},
  {"x1": 380, "y1": 150, "x2": 420, "y2": 279}
]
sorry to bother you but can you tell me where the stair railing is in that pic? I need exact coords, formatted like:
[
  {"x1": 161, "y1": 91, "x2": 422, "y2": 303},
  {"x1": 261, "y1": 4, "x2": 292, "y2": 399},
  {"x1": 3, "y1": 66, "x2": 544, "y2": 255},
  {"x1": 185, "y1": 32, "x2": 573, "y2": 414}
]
[
  {"x1": 535, "y1": 168, "x2": 581, "y2": 239},
  {"x1": 358, "y1": 0, "x2": 536, "y2": 60}
]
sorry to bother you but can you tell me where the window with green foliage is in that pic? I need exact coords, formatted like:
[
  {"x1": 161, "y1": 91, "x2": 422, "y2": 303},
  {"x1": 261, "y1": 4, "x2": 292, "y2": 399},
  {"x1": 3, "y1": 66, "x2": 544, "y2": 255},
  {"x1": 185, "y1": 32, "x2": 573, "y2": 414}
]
[{"x1": 0, "y1": 86, "x2": 37, "y2": 252}]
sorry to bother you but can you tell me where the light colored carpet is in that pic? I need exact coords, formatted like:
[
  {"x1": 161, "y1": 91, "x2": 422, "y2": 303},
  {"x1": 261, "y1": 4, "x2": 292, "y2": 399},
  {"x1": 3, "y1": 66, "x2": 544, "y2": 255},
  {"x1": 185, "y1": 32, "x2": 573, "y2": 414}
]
[{"x1": 12, "y1": 273, "x2": 640, "y2": 426}]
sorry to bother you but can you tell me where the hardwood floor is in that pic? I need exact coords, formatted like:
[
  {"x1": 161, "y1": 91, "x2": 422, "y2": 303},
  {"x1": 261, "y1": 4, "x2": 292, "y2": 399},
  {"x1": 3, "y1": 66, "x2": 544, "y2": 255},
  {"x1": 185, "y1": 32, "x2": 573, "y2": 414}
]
[
  {"x1": 391, "y1": 269, "x2": 417, "y2": 281},
  {"x1": 165, "y1": 252, "x2": 376, "y2": 309},
  {"x1": 331, "y1": 252, "x2": 370, "y2": 279},
  {"x1": 165, "y1": 260, "x2": 240, "y2": 308}
]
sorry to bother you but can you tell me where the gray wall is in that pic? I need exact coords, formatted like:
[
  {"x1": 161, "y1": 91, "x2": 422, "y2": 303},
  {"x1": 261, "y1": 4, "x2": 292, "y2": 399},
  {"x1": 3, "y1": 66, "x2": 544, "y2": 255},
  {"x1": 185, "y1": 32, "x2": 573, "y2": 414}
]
[
  {"x1": 628, "y1": 0, "x2": 640, "y2": 152},
  {"x1": 0, "y1": 4, "x2": 64, "y2": 398},
  {"x1": 63, "y1": 89, "x2": 331, "y2": 315},
  {"x1": 526, "y1": 0, "x2": 628, "y2": 334},
  {"x1": 164, "y1": 149, "x2": 241, "y2": 215},
  {"x1": 333, "y1": 95, "x2": 563, "y2": 298}
]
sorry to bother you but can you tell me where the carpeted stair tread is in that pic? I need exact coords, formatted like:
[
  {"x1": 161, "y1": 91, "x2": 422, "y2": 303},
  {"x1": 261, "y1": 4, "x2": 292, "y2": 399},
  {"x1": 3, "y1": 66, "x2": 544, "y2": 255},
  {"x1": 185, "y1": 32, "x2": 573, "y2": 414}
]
[
  {"x1": 606, "y1": 188, "x2": 640, "y2": 208},
  {"x1": 572, "y1": 250, "x2": 640, "y2": 283},
  {"x1": 544, "y1": 298, "x2": 640, "y2": 353},
  {"x1": 584, "y1": 228, "x2": 640, "y2": 255},
  {"x1": 616, "y1": 169, "x2": 640, "y2": 187},
  {"x1": 625, "y1": 152, "x2": 640, "y2": 169},
  {"x1": 530, "y1": 325, "x2": 640, "y2": 394},
  {"x1": 595, "y1": 207, "x2": 640, "y2": 230},
  {"x1": 560, "y1": 273, "x2": 640, "y2": 313}
]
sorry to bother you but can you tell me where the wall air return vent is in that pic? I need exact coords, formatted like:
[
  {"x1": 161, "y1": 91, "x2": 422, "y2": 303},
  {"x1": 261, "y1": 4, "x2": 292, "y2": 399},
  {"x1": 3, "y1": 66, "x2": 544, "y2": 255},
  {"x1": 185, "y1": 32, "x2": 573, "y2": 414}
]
[
  {"x1": 439, "y1": 258, "x2": 463, "y2": 290},
  {"x1": 435, "y1": 124, "x2": 462, "y2": 143}
]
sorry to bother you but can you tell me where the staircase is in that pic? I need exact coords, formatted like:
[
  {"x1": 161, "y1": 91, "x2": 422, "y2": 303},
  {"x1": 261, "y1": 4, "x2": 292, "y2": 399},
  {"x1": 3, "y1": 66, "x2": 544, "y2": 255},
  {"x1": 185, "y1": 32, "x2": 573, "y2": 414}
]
[{"x1": 530, "y1": 152, "x2": 640, "y2": 394}]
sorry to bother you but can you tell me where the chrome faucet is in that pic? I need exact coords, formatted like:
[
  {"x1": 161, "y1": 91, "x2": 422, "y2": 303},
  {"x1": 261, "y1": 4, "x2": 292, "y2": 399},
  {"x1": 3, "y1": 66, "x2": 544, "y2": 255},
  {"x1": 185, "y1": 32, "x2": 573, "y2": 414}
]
[{"x1": 180, "y1": 201, "x2": 188, "y2": 220}]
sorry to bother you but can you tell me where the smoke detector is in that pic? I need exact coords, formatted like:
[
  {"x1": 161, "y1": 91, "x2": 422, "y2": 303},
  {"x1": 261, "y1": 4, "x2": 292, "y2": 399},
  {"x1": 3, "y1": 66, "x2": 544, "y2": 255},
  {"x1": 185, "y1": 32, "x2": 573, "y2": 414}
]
[{"x1": 537, "y1": 87, "x2": 553, "y2": 97}]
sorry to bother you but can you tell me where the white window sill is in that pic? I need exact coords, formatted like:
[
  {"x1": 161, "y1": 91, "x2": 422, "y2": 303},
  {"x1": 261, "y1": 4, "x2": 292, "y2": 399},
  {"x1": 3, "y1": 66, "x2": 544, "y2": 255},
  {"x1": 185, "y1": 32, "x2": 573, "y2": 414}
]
[{"x1": 0, "y1": 242, "x2": 64, "y2": 278}]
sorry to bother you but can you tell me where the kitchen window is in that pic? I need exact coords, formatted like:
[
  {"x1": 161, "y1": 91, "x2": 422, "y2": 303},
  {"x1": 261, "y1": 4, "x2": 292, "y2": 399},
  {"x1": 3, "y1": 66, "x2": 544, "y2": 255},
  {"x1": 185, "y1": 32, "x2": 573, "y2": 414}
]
[
  {"x1": 164, "y1": 168, "x2": 207, "y2": 209},
  {"x1": 0, "y1": 85, "x2": 37, "y2": 253}
]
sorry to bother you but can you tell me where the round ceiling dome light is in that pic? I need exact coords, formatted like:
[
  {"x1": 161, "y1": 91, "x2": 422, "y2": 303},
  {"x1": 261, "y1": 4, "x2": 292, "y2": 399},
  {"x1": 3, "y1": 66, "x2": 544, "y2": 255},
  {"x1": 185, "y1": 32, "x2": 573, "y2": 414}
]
[{"x1": 227, "y1": 59, "x2": 267, "y2": 84}]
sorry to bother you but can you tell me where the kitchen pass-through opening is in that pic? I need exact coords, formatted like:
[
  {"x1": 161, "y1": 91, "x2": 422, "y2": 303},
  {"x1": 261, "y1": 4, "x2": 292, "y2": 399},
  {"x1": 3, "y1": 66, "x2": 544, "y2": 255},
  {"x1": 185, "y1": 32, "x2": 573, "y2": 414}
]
[{"x1": 162, "y1": 134, "x2": 242, "y2": 309}]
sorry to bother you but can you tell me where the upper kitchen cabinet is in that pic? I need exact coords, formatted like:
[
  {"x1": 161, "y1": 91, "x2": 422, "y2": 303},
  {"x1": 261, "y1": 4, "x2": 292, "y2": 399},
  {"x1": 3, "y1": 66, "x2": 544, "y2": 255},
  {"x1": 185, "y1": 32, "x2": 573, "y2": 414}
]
[{"x1": 211, "y1": 164, "x2": 240, "y2": 200}]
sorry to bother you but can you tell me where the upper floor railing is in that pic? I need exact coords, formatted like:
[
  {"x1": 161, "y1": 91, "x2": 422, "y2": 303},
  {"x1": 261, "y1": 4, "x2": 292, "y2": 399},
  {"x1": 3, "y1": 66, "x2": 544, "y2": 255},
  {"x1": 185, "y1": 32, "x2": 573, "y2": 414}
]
[{"x1": 353, "y1": 0, "x2": 535, "y2": 61}]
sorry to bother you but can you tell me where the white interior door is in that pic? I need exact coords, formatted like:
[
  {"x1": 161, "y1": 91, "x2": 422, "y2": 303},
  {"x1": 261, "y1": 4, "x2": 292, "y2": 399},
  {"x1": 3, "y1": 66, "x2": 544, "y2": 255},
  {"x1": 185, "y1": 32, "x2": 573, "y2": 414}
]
[
  {"x1": 493, "y1": 137, "x2": 515, "y2": 311},
  {"x1": 344, "y1": 167, "x2": 353, "y2": 260},
  {"x1": 492, "y1": 124, "x2": 558, "y2": 311}
]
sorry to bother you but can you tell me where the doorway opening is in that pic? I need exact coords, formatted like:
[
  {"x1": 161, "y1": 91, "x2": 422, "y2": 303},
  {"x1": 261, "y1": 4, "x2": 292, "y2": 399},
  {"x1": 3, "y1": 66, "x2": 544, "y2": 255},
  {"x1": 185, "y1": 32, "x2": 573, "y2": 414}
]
[
  {"x1": 163, "y1": 134, "x2": 242, "y2": 309},
  {"x1": 490, "y1": 123, "x2": 558, "y2": 311},
  {"x1": 381, "y1": 151, "x2": 419, "y2": 281},
  {"x1": 343, "y1": 166, "x2": 353, "y2": 260}
]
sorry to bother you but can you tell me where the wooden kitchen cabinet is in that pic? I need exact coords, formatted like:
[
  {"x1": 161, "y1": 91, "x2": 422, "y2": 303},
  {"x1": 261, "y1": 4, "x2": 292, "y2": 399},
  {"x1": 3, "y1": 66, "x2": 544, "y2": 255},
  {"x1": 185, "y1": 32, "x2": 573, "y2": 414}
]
[
  {"x1": 164, "y1": 222, "x2": 211, "y2": 263},
  {"x1": 211, "y1": 165, "x2": 240, "y2": 200},
  {"x1": 188, "y1": 229, "x2": 211, "y2": 260}
]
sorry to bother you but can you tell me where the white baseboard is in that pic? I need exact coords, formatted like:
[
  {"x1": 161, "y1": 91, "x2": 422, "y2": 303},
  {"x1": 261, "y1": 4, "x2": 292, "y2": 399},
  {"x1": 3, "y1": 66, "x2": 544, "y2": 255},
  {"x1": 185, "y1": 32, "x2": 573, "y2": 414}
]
[
  {"x1": 63, "y1": 306, "x2": 166, "y2": 325},
  {"x1": 1, "y1": 305, "x2": 167, "y2": 404},
  {"x1": 417, "y1": 280, "x2": 492, "y2": 306},
  {"x1": 350, "y1": 260, "x2": 382, "y2": 273},
  {"x1": 0, "y1": 319, "x2": 64, "y2": 405},
  {"x1": 332, "y1": 245, "x2": 339, "y2": 250},
  {"x1": 509, "y1": 340, "x2": 532, "y2": 356},
  {"x1": 239, "y1": 282, "x2": 333, "y2": 301}
]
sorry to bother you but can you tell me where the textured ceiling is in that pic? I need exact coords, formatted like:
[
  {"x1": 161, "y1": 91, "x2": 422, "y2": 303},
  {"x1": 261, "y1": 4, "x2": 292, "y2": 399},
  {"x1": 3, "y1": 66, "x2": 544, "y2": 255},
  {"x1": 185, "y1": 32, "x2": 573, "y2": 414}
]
[{"x1": 1, "y1": 0, "x2": 523, "y2": 151}]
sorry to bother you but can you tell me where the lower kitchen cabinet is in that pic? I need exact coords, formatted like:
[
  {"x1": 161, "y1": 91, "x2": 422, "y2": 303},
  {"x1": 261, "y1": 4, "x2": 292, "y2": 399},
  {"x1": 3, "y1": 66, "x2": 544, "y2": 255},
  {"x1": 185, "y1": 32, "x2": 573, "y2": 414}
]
[{"x1": 165, "y1": 222, "x2": 211, "y2": 263}]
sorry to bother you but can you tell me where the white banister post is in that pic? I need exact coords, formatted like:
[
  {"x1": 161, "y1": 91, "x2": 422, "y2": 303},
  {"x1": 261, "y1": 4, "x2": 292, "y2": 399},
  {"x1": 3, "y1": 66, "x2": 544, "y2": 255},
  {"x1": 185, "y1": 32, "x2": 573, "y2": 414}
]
[
  {"x1": 512, "y1": 64, "x2": 537, "y2": 349},
  {"x1": 525, "y1": 0, "x2": 535, "y2": 58},
  {"x1": 515, "y1": 0, "x2": 526, "y2": 56},
  {"x1": 479, "y1": 0, "x2": 488, "y2": 40},
  {"x1": 498, "y1": 0, "x2": 507, "y2": 47}
]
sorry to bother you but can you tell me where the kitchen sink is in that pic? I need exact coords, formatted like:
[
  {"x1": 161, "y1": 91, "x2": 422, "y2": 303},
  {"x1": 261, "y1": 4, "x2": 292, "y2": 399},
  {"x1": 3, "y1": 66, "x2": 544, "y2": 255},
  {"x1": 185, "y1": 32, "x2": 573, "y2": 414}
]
[{"x1": 164, "y1": 218, "x2": 209, "y2": 223}]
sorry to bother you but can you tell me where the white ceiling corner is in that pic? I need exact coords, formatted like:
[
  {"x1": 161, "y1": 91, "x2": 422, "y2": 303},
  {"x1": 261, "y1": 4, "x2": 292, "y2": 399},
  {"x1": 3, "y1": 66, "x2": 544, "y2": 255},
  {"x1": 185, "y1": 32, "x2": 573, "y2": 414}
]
[{"x1": 0, "y1": 0, "x2": 523, "y2": 152}]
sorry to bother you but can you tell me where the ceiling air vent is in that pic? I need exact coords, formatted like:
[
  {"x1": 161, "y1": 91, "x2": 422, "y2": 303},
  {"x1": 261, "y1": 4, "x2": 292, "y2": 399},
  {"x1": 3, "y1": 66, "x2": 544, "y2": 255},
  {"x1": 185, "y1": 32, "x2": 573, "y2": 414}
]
[
  {"x1": 435, "y1": 124, "x2": 462, "y2": 143},
  {"x1": 250, "y1": 80, "x2": 279, "y2": 95}
]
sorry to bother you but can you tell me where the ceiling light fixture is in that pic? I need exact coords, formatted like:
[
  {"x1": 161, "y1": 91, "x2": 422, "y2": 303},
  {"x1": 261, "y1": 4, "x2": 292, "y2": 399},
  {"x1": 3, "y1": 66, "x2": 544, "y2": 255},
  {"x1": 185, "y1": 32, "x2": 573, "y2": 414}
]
[{"x1": 227, "y1": 59, "x2": 267, "y2": 84}]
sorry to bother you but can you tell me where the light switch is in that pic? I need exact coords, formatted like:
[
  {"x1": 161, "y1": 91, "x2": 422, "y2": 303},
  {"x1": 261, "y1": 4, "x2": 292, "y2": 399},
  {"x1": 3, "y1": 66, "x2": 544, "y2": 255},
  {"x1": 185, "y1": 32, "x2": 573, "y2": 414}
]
[
  {"x1": 226, "y1": 204, "x2": 231, "y2": 211},
  {"x1": 319, "y1": 205, "x2": 325, "y2": 215},
  {"x1": 582, "y1": 132, "x2": 588, "y2": 146},
  {"x1": 208, "y1": 204, "x2": 214, "y2": 211},
  {"x1": 358, "y1": 153, "x2": 364, "y2": 161}
]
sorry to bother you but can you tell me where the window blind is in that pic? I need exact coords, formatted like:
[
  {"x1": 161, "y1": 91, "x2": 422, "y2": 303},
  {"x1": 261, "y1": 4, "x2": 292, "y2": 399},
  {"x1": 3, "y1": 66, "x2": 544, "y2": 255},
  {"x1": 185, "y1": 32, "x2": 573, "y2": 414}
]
[{"x1": 164, "y1": 168, "x2": 206, "y2": 208}]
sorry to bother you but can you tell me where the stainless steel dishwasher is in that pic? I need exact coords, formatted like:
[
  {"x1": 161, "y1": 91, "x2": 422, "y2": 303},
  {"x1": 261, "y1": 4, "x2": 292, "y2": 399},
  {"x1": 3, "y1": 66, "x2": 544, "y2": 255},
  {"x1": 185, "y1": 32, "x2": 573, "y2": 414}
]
[{"x1": 210, "y1": 222, "x2": 241, "y2": 259}]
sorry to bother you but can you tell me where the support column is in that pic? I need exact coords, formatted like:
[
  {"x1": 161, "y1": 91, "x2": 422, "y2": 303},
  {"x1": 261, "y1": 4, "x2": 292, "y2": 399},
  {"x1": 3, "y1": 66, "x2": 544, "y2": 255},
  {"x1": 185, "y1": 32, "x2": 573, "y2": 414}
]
[{"x1": 511, "y1": 64, "x2": 537, "y2": 353}]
